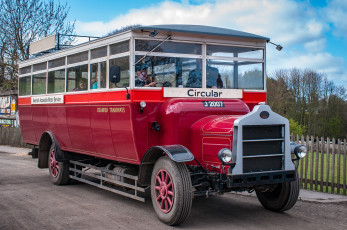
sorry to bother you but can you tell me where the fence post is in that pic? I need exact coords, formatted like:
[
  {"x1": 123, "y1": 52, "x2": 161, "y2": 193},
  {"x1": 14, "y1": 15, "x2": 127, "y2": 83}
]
[
  {"x1": 314, "y1": 137, "x2": 320, "y2": 190},
  {"x1": 309, "y1": 137, "x2": 315, "y2": 190},
  {"x1": 299, "y1": 135, "x2": 305, "y2": 188},
  {"x1": 337, "y1": 139, "x2": 341, "y2": 194},
  {"x1": 305, "y1": 136, "x2": 312, "y2": 190},
  {"x1": 320, "y1": 136, "x2": 325, "y2": 192},
  {"x1": 326, "y1": 137, "x2": 330, "y2": 193},
  {"x1": 331, "y1": 138, "x2": 336, "y2": 194},
  {"x1": 343, "y1": 139, "x2": 346, "y2": 196}
]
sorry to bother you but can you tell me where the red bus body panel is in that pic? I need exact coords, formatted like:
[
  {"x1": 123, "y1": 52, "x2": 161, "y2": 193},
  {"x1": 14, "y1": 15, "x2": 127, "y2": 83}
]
[{"x1": 18, "y1": 89, "x2": 266, "y2": 165}]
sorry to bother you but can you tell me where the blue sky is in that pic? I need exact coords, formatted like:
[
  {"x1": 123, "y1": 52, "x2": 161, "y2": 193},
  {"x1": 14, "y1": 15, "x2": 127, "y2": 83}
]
[{"x1": 66, "y1": 0, "x2": 347, "y2": 88}]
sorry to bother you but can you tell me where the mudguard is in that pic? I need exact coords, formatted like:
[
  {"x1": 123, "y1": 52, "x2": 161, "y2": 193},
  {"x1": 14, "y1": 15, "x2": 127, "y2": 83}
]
[
  {"x1": 145, "y1": 145, "x2": 194, "y2": 163},
  {"x1": 38, "y1": 131, "x2": 64, "y2": 168},
  {"x1": 138, "y1": 145, "x2": 194, "y2": 186}
]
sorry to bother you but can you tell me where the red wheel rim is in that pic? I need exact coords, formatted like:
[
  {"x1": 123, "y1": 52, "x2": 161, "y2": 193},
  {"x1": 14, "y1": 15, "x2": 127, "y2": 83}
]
[
  {"x1": 49, "y1": 148, "x2": 59, "y2": 178},
  {"x1": 155, "y1": 169, "x2": 174, "y2": 213}
]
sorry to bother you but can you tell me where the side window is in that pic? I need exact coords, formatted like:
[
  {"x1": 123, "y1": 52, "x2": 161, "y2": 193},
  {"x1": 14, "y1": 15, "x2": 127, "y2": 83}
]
[
  {"x1": 19, "y1": 76, "x2": 31, "y2": 96},
  {"x1": 109, "y1": 56, "x2": 129, "y2": 88},
  {"x1": 67, "y1": 65, "x2": 88, "y2": 92},
  {"x1": 238, "y1": 63, "x2": 263, "y2": 89},
  {"x1": 48, "y1": 69, "x2": 65, "y2": 94},
  {"x1": 90, "y1": 62, "x2": 106, "y2": 90},
  {"x1": 110, "y1": 40, "x2": 129, "y2": 55},
  {"x1": 19, "y1": 66, "x2": 31, "y2": 75},
  {"x1": 32, "y1": 73, "x2": 47, "y2": 95}
]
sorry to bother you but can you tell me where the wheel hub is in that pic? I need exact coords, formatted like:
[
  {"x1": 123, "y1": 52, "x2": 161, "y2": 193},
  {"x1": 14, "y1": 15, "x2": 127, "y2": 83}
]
[
  {"x1": 160, "y1": 182, "x2": 168, "y2": 199},
  {"x1": 49, "y1": 149, "x2": 59, "y2": 178},
  {"x1": 155, "y1": 169, "x2": 174, "y2": 213}
]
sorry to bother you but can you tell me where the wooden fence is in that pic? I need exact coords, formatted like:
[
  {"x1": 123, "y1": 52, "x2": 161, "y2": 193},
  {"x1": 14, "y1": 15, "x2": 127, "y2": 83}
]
[
  {"x1": 0, "y1": 127, "x2": 30, "y2": 148},
  {"x1": 291, "y1": 135, "x2": 347, "y2": 195}
]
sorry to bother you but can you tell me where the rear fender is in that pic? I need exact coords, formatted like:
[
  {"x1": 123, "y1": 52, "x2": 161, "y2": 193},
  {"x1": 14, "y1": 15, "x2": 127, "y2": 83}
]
[{"x1": 38, "y1": 131, "x2": 64, "y2": 168}]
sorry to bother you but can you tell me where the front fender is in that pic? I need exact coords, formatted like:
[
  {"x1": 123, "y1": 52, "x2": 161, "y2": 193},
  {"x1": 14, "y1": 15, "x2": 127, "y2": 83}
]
[
  {"x1": 138, "y1": 145, "x2": 194, "y2": 186},
  {"x1": 147, "y1": 145, "x2": 194, "y2": 163}
]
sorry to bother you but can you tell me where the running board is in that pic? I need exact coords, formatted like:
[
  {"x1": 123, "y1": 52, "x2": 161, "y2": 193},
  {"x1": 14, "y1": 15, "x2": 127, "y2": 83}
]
[{"x1": 69, "y1": 160, "x2": 145, "y2": 202}]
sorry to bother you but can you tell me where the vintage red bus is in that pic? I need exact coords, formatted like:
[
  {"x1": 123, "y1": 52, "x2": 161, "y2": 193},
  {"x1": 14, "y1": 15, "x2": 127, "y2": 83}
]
[{"x1": 18, "y1": 25, "x2": 306, "y2": 225}]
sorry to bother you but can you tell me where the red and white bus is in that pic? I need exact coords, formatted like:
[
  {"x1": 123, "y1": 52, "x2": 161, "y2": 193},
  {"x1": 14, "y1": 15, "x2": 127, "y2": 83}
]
[{"x1": 18, "y1": 25, "x2": 306, "y2": 225}]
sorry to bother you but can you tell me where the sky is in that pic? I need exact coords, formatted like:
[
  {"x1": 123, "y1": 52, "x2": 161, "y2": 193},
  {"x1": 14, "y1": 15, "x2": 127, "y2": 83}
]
[{"x1": 66, "y1": 0, "x2": 347, "y2": 88}]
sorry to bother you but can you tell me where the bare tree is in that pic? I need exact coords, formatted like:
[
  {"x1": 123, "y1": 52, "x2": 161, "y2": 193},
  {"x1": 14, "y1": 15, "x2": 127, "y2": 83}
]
[
  {"x1": 268, "y1": 68, "x2": 347, "y2": 138},
  {"x1": 0, "y1": 0, "x2": 75, "y2": 91}
]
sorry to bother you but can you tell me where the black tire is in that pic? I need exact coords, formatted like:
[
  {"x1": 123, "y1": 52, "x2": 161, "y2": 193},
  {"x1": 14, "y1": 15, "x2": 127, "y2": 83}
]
[
  {"x1": 151, "y1": 156, "x2": 193, "y2": 226},
  {"x1": 48, "y1": 143, "x2": 70, "y2": 185},
  {"x1": 255, "y1": 171, "x2": 300, "y2": 212}
]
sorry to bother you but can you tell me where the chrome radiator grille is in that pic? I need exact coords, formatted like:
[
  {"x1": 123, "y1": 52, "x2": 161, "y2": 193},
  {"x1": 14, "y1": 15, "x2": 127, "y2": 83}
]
[{"x1": 242, "y1": 125, "x2": 284, "y2": 173}]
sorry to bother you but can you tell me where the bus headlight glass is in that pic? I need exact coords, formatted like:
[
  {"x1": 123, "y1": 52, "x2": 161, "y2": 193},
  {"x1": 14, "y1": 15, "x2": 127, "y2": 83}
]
[
  {"x1": 295, "y1": 145, "x2": 307, "y2": 158},
  {"x1": 218, "y1": 148, "x2": 232, "y2": 163}
]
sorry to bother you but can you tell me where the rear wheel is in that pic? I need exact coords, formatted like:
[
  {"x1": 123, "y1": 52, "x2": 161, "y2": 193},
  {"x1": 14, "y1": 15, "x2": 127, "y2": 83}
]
[
  {"x1": 255, "y1": 171, "x2": 300, "y2": 212},
  {"x1": 48, "y1": 143, "x2": 70, "y2": 185},
  {"x1": 151, "y1": 156, "x2": 193, "y2": 226}
]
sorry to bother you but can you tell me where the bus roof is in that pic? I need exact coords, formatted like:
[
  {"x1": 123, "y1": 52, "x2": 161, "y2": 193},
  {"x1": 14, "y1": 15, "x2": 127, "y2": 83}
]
[
  {"x1": 20, "y1": 24, "x2": 269, "y2": 65},
  {"x1": 134, "y1": 24, "x2": 270, "y2": 41}
]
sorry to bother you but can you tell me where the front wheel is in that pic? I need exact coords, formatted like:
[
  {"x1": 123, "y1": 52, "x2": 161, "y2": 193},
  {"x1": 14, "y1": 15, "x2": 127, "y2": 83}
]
[
  {"x1": 48, "y1": 143, "x2": 70, "y2": 185},
  {"x1": 255, "y1": 171, "x2": 300, "y2": 212},
  {"x1": 151, "y1": 156, "x2": 193, "y2": 226}
]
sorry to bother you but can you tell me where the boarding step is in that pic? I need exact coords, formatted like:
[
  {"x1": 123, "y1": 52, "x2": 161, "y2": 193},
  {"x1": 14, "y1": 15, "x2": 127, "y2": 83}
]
[{"x1": 69, "y1": 160, "x2": 146, "y2": 202}]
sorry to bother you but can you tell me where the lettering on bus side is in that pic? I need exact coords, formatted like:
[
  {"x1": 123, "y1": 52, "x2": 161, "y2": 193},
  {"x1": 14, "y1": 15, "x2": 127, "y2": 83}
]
[
  {"x1": 31, "y1": 95, "x2": 64, "y2": 104},
  {"x1": 96, "y1": 107, "x2": 125, "y2": 113},
  {"x1": 187, "y1": 89, "x2": 222, "y2": 98},
  {"x1": 110, "y1": 107, "x2": 125, "y2": 113},
  {"x1": 97, "y1": 107, "x2": 108, "y2": 113}
]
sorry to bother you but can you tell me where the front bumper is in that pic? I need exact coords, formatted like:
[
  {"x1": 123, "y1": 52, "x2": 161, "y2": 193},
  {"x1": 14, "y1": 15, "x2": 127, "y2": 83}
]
[{"x1": 227, "y1": 170, "x2": 296, "y2": 188}]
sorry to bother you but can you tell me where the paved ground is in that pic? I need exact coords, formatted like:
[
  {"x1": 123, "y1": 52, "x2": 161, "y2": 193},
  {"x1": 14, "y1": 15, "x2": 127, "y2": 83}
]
[{"x1": 0, "y1": 145, "x2": 346, "y2": 230}]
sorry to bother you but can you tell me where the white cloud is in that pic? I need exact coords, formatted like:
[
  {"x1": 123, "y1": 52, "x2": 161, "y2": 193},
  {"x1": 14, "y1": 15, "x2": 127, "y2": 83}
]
[
  {"x1": 325, "y1": 0, "x2": 347, "y2": 38},
  {"x1": 76, "y1": 0, "x2": 327, "y2": 46},
  {"x1": 75, "y1": 0, "x2": 346, "y2": 87},
  {"x1": 267, "y1": 49, "x2": 347, "y2": 86},
  {"x1": 304, "y1": 38, "x2": 326, "y2": 53}
]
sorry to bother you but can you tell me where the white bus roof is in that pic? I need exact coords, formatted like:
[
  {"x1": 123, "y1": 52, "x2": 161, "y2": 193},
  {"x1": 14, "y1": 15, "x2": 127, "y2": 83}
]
[{"x1": 135, "y1": 25, "x2": 270, "y2": 41}]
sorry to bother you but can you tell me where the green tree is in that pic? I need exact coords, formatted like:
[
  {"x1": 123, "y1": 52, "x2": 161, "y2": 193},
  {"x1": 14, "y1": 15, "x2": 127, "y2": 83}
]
[{"x1": 289, "y1": 118, "x2": 306, "y2": 137}]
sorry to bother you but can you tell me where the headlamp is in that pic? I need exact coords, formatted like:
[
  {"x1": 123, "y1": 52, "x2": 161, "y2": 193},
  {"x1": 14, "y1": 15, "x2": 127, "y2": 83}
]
[
  {"x1": 290, "y1": 142, "x2": 307, "y2": 158},
  {"x1": 218, "y1": 148, "x2": 232, "y2": 163}
]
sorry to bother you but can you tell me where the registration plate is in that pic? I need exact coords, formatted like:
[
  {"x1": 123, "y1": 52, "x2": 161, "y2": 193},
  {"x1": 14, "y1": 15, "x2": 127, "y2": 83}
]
[{"x1": 202, "y1": 101, "x2": 225, "y2": 107}]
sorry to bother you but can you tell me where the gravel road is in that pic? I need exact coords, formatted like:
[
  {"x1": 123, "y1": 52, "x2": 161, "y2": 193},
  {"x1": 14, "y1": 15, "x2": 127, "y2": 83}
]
[{"x1": 0, "y1": 149, "x2": 346, "y2": 230}]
